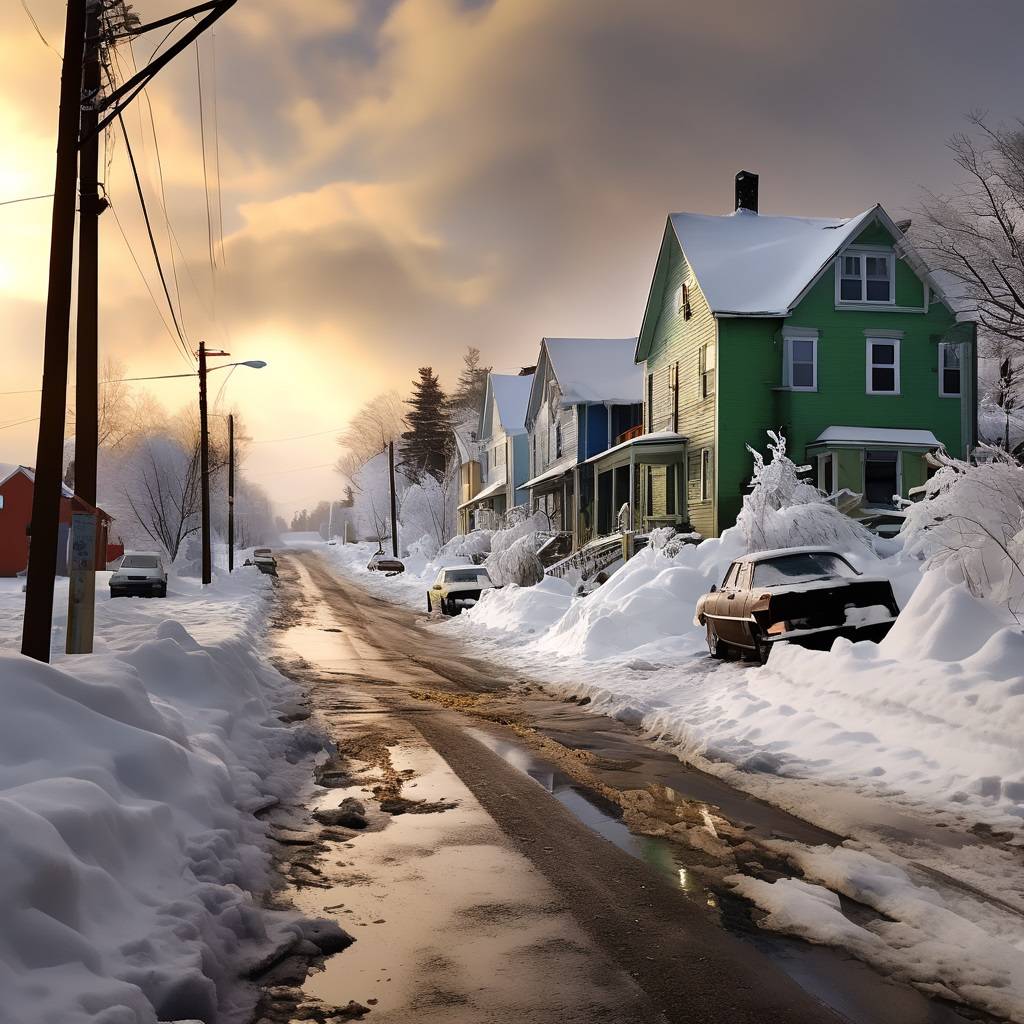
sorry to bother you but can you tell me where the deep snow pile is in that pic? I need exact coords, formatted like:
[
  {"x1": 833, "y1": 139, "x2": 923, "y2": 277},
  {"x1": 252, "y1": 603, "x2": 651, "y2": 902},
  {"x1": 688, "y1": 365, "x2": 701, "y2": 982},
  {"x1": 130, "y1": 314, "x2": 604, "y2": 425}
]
[{"x1": 0, "y1": 573, "x2": 325, "y2": 1024}]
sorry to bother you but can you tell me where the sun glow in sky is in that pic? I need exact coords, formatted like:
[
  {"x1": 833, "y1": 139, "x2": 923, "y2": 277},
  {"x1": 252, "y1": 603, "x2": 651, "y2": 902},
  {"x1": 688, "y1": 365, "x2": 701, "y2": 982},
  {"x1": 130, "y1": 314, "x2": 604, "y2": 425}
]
[{"x1": 3, "y1": 0, "x2": 1024, "y2": 514}]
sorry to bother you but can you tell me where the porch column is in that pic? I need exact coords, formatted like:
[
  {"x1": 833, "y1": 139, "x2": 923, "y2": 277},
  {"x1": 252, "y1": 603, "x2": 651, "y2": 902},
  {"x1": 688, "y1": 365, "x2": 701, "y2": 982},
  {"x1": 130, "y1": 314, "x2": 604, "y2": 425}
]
[{"x1": 628, "y1": 451, "x2": 636, "y2": 532}]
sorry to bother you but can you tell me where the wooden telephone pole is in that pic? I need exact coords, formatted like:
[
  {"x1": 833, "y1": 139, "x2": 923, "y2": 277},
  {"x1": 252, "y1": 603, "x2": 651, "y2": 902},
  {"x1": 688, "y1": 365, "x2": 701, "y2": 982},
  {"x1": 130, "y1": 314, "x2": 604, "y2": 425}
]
[
  {"x1": 21, "y1": 0, "x2": 87, "y2": 663},
  {"x1": 23, "y1": 0, "x2": 238, "y2": 661}
]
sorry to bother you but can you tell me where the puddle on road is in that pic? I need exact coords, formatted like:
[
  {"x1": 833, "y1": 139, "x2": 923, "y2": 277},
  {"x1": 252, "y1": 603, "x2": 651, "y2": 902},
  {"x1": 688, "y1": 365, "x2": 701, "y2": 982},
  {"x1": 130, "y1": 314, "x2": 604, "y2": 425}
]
[
  {"x1": 292, "y1": 742, "x2": 656, "y2": 1023},
  {"x1": 466, "y1": 725, "x2": 978, "y2": 1024}
]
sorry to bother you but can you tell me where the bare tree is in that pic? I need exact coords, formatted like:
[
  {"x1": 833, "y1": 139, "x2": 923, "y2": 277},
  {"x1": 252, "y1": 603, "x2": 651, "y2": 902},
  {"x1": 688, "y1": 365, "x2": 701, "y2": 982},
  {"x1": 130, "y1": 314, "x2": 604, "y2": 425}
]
[
  {"x1": 121, "y1": 436, "x2": 202, "y2": 561},
  {"x1": 916, "y1": 113, "x2": 1024, "y2": 436},
  {"x1": 335, "y1": 391, "x2": 407, "y2": 483}
]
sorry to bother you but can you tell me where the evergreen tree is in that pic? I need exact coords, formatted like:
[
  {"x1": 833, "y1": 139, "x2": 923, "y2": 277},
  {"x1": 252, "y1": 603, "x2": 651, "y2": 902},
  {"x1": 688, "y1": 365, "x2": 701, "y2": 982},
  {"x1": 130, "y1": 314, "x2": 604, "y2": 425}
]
[
  {"x1": 401, "y1": 367, "x2": 454, "y2": 479},
  {"x1": 448, "y1": 346, "x2": 491, "y2": 414}
]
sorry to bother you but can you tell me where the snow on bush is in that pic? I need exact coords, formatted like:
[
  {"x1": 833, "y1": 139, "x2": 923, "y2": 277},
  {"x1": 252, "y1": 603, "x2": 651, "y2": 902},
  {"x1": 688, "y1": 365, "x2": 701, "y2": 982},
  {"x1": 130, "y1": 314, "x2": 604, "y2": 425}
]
[
  {"x1": 484, "y1": 510, "x2": 550, "y2": 587},
  {"x1": 737, "y1": 431, "x2": 875, "y2": 554},
  {"x1": 902, "y1": 446, "x2": 1024, "y2": 617}
]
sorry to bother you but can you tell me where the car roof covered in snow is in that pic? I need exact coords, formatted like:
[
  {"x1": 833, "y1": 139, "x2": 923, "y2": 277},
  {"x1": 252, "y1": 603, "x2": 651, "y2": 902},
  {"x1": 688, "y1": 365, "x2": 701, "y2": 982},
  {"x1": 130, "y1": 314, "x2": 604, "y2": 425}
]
[
  {"x1": 541, "y1": 337, "x2": 643, "y2": 405},
  {"x1": 669, "y1": 207, "x2": 878, "y2": 317},
  {"x1": 731, "y1": 546, "x2": 849, "y2": 564}
]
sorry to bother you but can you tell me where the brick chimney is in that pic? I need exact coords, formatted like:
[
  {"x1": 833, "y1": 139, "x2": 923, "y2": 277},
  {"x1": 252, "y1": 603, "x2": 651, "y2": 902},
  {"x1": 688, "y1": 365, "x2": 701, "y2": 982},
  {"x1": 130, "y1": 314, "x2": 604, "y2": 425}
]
[{"x1": 735, "y1": 170, "x2": 759, "y2": 214}]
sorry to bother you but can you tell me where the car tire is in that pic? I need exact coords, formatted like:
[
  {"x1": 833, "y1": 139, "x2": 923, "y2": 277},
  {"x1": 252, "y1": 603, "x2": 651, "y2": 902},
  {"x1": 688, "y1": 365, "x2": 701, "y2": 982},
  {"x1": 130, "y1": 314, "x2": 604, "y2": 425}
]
[{"x1": 706, "y1": 622, "x2": 730, "y2": 660}]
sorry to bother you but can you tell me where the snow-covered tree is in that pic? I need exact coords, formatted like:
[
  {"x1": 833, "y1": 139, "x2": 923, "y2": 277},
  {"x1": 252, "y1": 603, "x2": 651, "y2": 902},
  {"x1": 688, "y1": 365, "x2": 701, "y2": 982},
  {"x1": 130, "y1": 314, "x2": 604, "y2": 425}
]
[
  {"x1": 902, "y1": 446, "x2": 1024, "y2": 618},
  {"x1": 401, "y1": 367, "x2": 453, "y2": 479},
  {"x1": 448, "y1": 346, "x2": 491, "y2": 415},
  {"x1": 736, "y1": 431, "x2": 875, "y2": 554}
]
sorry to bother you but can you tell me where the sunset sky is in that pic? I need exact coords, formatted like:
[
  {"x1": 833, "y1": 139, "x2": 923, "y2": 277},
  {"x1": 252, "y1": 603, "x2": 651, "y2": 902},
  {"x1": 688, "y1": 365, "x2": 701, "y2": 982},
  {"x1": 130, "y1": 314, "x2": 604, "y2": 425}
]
[{"x1": 3, "y1": 0, "x2": 1024, "y2": 516}]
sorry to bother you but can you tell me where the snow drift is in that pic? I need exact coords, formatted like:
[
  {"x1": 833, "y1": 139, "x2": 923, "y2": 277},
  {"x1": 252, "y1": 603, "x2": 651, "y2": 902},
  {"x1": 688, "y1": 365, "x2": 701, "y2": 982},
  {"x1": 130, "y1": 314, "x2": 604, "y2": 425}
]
[{"x1": 0, "y1": 585, "x2": 323, "y2": 1024}]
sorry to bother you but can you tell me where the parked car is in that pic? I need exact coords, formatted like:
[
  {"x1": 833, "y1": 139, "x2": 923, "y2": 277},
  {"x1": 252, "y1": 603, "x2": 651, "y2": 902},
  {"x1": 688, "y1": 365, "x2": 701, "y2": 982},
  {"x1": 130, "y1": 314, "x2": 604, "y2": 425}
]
[
  {"x1": 252, "y1": 547, "x2": 278, "y2": 575},
  {"x1": 109, "y1": 551, "x2": 167, "y2": 599},
  {"x1": 695, "y1": 547, "x2": 899, "y2": 663},
  {"x1": 367, "y1": 551, "x2": 405, "y2": 574},
  {"x1": 428, "y1": 565, "x2": 494, "y2": 615}
]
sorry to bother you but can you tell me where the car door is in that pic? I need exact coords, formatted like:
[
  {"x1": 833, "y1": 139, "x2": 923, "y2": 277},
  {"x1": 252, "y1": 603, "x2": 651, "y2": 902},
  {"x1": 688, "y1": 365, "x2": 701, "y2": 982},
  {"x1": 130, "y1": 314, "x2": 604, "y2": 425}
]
[{"x1": 707, "y1": 563, "x2": 742, "y2": 644}]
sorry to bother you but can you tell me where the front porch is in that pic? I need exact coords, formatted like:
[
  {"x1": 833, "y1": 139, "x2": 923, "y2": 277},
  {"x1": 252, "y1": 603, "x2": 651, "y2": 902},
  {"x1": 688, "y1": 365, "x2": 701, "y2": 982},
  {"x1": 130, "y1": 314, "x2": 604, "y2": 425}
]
[{"x1": 584, "y1": 431, "x2": 689, "y2": 539}]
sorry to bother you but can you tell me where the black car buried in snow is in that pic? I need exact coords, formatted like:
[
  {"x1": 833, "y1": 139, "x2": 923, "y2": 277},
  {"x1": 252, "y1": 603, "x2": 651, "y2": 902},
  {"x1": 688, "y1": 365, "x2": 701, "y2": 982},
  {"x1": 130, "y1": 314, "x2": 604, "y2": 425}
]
[{"x1": 695, "y1": 547, "x2": 899, "y2": 663}]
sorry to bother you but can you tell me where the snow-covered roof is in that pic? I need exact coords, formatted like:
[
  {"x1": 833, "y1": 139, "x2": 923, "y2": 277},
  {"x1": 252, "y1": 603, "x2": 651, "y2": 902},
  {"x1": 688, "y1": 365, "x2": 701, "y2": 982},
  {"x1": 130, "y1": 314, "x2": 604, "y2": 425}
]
[
  {"x1": 811, "y1": 426, "x2": 942, "y2": 448},
  {"x1": 522, "y1": 458, "x2": 575, "y2": 491},
  {"x1": 0, "y1": 462, "x2": 74, "y2": 497},
  {"x1": 457, "y1": 476, "x2": 507, "y2": 509},
  {"x1": 583, "y1": 431, "x2": 688, "y2": 465},
  {"x1": 670, "y1": 207, "x2": 877, "y2": 316},
  {"x1": 542, "y1": 337, "x2": 643, "y2": 406},
  {"x1": 490, "y1": 373, "x2": 533, "y2": 435}
]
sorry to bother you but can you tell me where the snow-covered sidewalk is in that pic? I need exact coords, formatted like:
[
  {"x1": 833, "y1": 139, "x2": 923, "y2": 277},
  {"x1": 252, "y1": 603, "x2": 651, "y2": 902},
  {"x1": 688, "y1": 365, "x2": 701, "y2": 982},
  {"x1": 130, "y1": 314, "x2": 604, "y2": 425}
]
[{"x1": 0, "y1": 569, "x2": 327, "y2": 1024}]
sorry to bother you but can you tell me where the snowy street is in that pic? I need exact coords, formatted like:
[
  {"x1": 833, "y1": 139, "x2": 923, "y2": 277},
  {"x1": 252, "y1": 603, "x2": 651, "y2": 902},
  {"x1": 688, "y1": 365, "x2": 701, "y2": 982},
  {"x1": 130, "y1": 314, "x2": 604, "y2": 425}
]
[{"x1": 260, "y1": 547, "x2": 1020, "y2": 1023}]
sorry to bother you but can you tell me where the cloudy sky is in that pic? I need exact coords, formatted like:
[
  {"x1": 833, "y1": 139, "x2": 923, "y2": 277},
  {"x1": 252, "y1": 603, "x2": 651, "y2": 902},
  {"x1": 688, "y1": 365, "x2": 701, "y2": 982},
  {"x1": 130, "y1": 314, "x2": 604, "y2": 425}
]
[{"x1": 3, "y1": 0, "x2": 1024, "y2": 515}]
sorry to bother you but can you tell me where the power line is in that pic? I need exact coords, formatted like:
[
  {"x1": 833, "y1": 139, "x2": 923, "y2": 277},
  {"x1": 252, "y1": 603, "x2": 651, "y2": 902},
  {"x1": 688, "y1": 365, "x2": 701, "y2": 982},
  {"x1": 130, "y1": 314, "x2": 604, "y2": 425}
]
[
  {"x1": 19, "y1": 0, "x2": 60, "y2": 59},
  {"x1": 116, "y1": 112, "x2": 194, "y2": 365},
  {"x1": 0, "y1": 193, "x2": 54, "y2": 208}
]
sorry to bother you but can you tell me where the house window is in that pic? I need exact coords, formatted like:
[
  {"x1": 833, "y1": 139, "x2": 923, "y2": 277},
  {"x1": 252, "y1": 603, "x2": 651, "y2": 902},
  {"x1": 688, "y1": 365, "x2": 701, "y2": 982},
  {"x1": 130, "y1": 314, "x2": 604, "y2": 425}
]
[
  {"x1": 939, "y1": 342, "x2": 961, "y2": 397},
  {"x1": 838, "y1": 249, "x2": 894, "y2": 304},
  {"x1": 817, "y1": 453, "x2": 835, "y2": 494},
  {"x1": 784, "y1": 335, "x2": 817, "y2": 390},
  {"x1": 864, "y1": 450, "x2": 899, "y2": 506},
  {"x1": 700, "y1": 448, "x2": 712, "y2": 502},
  {"x1": 699, "y1": 344, "x2": 715, "y2": 399},
  {"x1": 866, "y1": 337, "x2": 900, "y2": 394}
]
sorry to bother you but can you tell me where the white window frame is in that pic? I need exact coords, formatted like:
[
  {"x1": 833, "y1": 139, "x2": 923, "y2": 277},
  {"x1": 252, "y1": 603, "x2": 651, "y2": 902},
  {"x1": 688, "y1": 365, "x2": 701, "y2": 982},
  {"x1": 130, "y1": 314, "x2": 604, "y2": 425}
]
[
  {"x1": 866, "y1": 337, "x2": 901, "y2": 395},
  {"x1": 700, "y1": 447, "x2": 712, "y2": 502},
  {"x1": 783, "y1": 333, "x2": 817, "y2": 391},
  {"x1": 939, "y1": 341, "x2": 962, "y2": 397},
  {"x1": 836, "y1": 246, "x2": 896, "y2": 306},
  {"x1": 817, "y1": 452, "x2": 835, "y2": 494}
]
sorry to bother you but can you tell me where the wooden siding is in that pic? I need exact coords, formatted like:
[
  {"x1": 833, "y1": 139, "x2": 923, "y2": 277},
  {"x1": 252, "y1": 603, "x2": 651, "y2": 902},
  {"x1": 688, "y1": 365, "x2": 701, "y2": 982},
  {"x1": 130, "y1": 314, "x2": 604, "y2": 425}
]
[{"x1": 643, "y1": 239, "x2": 718, "y2": 537}]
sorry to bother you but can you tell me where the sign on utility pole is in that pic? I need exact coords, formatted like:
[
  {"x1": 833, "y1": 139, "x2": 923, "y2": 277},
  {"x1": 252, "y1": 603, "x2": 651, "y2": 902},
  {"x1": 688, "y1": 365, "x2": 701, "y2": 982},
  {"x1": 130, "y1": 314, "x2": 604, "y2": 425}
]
[{"x1": 66, "y1": 514, "x2": 97, "y2": 655}]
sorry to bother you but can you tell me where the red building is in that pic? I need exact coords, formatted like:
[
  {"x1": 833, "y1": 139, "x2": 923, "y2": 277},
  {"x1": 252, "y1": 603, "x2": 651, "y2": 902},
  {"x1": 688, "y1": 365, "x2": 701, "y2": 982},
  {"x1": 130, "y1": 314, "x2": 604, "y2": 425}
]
[{"x1": 0, "y1": 464, "x2": 112, "y2": 578}]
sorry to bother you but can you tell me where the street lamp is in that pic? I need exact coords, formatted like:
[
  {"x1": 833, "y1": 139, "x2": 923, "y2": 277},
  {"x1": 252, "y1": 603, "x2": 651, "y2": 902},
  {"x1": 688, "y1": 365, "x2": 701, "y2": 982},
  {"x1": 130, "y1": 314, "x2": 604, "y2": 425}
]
[{"x1": 198, "y1": 342, "x2": 266, "y2": 584}]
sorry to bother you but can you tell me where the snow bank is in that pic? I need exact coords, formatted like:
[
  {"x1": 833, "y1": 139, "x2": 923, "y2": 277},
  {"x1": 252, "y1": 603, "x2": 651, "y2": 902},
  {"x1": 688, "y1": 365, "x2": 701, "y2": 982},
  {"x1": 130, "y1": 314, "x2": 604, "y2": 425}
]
[
  {"x1": 0, "y1": 576, "x2": 324, "y2": 1024},
  {"x1": 732, "y1": 842, "x2": 1024, "y2": 1022}
]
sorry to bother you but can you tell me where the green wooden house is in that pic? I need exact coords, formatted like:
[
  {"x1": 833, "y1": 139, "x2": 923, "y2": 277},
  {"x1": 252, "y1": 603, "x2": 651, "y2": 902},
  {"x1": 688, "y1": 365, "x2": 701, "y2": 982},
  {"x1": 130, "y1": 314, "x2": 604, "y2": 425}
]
[{"x1": 588, "y1": 171, "x2": 976, "y2": 539}]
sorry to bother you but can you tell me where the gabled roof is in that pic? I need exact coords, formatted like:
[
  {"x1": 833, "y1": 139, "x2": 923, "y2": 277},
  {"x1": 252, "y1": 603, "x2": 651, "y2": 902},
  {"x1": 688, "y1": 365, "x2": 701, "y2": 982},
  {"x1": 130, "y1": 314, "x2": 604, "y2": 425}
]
[
  {"x1": 670, "y1": 206, "x2": 877, "y2": 317},
  {"x1": 636, "y1": 204, "x2": 955, "y2": 362},
  {"x1": 543, "y1": 337, "x2": 643, "y2": 405},
  {"x1": 479, "y1": 372, "x2": 533, "y2": 440},
  {"x1": 0, "y1": 463, "x2": 74, "y2": 498},
  {"x1": 526, "y1": 337, "x2": 643, "y2": 428}
]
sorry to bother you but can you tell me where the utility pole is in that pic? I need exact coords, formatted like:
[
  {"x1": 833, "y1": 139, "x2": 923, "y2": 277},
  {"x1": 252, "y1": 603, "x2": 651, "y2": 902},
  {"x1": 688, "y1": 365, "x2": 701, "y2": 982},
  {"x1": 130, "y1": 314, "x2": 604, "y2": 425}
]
[
  {"x1": 22, "y1": 0, "x2": 87, "y2": 663},
  {"x1": 227, "y1": 413, "x2": 234, "y2": 571},
  {"x1": 67, "y1": 1, "x2": 104, "y2": 656},
  {"x1": 388, "y1": 441, "x2": 399, "y2": 558}
]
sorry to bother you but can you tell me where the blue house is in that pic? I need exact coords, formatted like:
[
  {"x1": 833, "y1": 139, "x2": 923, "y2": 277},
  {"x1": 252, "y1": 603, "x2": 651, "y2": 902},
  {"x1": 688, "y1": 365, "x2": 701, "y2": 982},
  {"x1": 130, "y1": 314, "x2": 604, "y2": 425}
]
[{"x1": 522, "y1": 338, "x2": 643, "y2": 546}]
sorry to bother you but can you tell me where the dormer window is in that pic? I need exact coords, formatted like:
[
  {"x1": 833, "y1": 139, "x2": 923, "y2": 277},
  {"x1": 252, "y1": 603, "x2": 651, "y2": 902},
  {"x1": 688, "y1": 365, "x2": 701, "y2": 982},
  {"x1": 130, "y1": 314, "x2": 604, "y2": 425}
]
[{"x1": 837, "y1": 248, "x2": 893, "y2": 304}]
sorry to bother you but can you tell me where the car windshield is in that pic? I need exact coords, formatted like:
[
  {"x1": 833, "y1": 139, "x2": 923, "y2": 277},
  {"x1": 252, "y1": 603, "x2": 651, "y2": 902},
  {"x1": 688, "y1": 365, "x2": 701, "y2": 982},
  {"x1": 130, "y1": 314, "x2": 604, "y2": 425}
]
[
  {"x1": 121, "y1": 555, "x2": 159, "y2": 569},
  {"x1": 445, "y1": 569, "x2": 488, "y2": 583},
  {"x1": 752, "y1": 553, "x2": 857, "y2": 587}
]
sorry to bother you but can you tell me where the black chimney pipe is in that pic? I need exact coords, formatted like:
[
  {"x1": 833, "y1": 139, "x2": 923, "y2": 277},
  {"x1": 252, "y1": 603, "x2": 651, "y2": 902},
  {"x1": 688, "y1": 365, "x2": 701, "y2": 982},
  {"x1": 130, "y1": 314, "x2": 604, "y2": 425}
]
[{"x1": 735, "y1": 170, "x2": 759, "y2": 213}]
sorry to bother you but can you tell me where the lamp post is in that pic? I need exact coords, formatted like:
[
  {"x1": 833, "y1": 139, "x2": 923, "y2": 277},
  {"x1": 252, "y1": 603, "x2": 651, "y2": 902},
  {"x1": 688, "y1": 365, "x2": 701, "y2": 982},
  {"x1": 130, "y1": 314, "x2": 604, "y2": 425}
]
[{"x1": 197, "y1": 341, "x2": 266, "y2": 584}]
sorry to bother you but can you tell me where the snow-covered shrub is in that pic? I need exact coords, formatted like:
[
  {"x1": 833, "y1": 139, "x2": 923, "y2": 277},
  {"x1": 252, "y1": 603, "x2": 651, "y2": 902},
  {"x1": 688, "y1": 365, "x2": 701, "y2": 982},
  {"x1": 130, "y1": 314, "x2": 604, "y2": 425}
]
[
  {"x1": 737, "y1": 431, "x2": 875, "y2": 554},
  {"x1": 902, "y1": 447, "x2": 1024, "y2": 616},
  {"x1": 485, "y1": 511, "x2": 549, "y2": 586}
]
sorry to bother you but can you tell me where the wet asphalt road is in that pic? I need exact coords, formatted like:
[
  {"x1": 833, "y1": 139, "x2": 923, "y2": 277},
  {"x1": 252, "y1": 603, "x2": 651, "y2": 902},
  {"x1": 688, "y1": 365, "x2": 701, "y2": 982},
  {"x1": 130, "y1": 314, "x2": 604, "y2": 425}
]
[{"x1": 272, "y1": 550, "x2": 847, "y2": 1024}]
